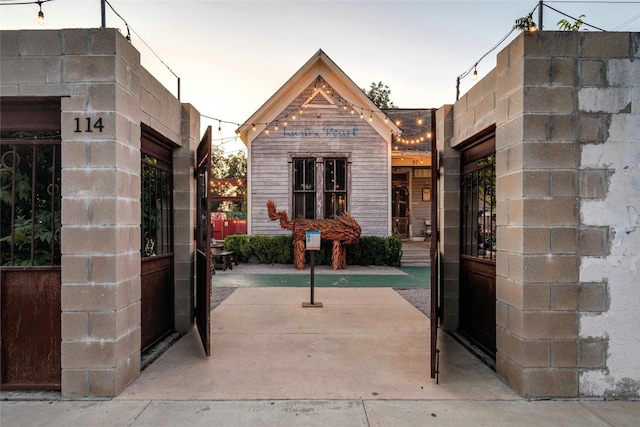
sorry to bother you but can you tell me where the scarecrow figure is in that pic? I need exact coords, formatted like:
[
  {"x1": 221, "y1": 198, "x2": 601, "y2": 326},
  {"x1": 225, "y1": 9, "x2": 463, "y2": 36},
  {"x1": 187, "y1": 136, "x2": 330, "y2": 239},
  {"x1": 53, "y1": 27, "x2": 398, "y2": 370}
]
[{"x1": 267, "y1": 200, "x2": 361, "y2": 270}]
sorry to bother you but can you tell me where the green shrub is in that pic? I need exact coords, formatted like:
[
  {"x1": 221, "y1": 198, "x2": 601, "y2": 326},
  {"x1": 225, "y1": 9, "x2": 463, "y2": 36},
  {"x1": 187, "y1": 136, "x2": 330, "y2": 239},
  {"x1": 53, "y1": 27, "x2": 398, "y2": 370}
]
[{"x1": 224, "y1": 234, "x2": 401, "y2": 266}]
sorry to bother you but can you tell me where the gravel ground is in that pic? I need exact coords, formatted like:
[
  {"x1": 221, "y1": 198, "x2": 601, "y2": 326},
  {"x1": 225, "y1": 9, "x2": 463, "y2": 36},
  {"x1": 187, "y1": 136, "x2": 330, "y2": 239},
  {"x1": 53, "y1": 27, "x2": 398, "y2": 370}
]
[
  {"x1": 394, "y1": 288, "x2": 431, "y2": 318},
  {"x1": 211, "y1": 286, "x2": 430, "y2": 318},
  {"x1": 211, "y1": 287, "x2": 237, "y2": 310}
]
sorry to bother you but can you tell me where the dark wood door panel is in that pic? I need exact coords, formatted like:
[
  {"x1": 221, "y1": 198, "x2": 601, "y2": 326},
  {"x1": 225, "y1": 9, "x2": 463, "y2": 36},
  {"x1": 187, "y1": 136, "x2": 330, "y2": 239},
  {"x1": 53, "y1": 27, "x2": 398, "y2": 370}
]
[
  {"x1": 141, "y1": 255, "x2": 174, "y2": 351},
  {"x1": 1, "y1": 268, "x2": 61, "y2": 389},
  {"x1": 460, "y1": 257, "x2": 496, "y2": 356}
]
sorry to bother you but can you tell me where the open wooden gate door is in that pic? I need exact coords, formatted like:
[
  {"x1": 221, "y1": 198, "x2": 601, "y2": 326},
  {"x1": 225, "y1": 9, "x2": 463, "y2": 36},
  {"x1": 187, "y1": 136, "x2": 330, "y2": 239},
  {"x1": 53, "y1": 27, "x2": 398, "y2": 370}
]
[
  {"x1": 429, "y1": 110, "x2": 440, "y2": 381},
  {"x1": 195, "y1": 126, "x2": 212, "y2": 356}
]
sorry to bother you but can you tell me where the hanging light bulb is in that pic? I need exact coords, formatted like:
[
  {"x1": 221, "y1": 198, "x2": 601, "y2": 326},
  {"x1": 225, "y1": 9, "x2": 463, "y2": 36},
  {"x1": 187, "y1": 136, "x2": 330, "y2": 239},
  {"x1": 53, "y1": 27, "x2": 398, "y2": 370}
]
[
  {"x1": 427, "y1": 131, "x2": 432, "y2": 139},
  {"x1": 417, "y1": 116, "x2": 423, "y2": 125},
  {"x1": 395, "y1": 119, "x2": 401, "y2": 126},
  {"x1": 384, "y1": 116, "x2": 389, "y2": 124},
  {"x1": 473, "y1": 67, "x2": 478, "y2": 81},
  {"x1": 529, "y1": 21, "x2": 538, "y2": 33},
  {"x1": 37, "y1": 1, "x2": 44, "y2": 25},
  {"x1": 218, "y1": 120, "x2": 222, "y2": 134},
  {"x1": 274, "y1": 121, "x2": 279, "y2": 131},
  {"x1": 360, "y1": 110, "x2": 364, "y2": 120},
  {"x1": 369, "y1": 112, "x2": 373, "y2": 122},
  {"x1": 284, "y1": 116, "x2": 288, "y2": 126},
  {"x1": 265, "y1": 126, "x2": 269, "y2": 135},
  {"x1": 252, "y1": 123, "x2": 256, "y2": 131},
  {"x1": 350, "y1": 107, "x2": 355, "y2": 115}
]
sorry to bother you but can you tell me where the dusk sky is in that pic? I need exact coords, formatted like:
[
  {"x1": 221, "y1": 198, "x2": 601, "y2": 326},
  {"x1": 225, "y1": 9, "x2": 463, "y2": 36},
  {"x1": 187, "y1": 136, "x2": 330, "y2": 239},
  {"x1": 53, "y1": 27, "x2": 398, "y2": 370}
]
[{"x1": 2, "y1": 0, "x2": 639, "y2": 154}]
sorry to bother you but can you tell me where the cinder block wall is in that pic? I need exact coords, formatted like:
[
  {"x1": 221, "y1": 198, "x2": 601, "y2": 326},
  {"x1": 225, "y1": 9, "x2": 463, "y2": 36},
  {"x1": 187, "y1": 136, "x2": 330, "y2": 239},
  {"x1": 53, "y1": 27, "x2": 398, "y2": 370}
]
[
  {"x1": 574, "y1": 33, "x2": 640, "y2": 398},
  {"x1": 438, "y1": 31, "x2": 640, "y2": 398},
  {"x1": 1, "y1": 28, "x2": 198, "y2": 397}
]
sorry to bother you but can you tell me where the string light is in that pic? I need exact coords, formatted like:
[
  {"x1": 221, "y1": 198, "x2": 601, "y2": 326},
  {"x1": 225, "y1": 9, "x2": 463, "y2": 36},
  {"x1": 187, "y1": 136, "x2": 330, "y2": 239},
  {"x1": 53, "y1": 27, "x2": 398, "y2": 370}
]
[
  {"x1": 204, "y1": 77, "x2": 416, "y2": 141},
  {"x1": 473, "y1": 67, "x2": 478, "y2": 81},
  {"x1": 37, "y1": 1, "x2": 44, "y2": 25}
]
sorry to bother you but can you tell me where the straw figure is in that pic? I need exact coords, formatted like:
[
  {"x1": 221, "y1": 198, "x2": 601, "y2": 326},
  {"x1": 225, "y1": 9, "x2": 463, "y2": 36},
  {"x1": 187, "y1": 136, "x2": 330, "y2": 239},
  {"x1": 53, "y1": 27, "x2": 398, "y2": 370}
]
[{"x1": 266, "y1": 200, "x2": 361, "y2": 270}]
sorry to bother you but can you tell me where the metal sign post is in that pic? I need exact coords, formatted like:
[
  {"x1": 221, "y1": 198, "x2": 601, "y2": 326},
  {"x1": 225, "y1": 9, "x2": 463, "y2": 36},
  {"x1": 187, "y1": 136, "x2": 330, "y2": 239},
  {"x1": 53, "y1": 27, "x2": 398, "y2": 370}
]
[{"x1": 302, "y1": 230, "x2": 323, "y2": 308}]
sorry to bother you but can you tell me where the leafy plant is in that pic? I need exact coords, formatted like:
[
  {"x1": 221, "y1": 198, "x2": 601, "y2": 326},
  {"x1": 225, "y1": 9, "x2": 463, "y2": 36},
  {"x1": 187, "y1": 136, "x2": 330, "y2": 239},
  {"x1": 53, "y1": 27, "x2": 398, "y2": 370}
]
[
  {"x1": 558, "y1": 14, "x2": 585, "y2": 31},
  {"x1": 363, "y1": 81, "x2": 396, "y2": 109},
  {"x1": 224, "y1": 234, "x2": 402, "y2": 267},
  {"x1": 515, "y1": 15, "x2": 536, "y2": 32}
]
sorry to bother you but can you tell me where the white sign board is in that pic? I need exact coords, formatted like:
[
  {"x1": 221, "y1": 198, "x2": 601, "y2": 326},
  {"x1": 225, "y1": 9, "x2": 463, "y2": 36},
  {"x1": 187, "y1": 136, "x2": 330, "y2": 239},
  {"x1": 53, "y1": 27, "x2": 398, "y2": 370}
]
[{"x1": 305, "y1": 230, "x2": 321, "y2": 251}]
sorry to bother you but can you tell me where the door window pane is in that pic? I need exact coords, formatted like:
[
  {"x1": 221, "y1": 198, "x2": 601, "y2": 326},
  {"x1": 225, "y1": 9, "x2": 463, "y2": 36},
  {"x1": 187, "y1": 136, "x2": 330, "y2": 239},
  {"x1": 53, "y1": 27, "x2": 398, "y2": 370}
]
[
  {"x1": 141, "y1": 153, "x2": 173, "y2": 257},
  {"x1": 461, "y1": 154, "x2": 495, "y2": 260}
]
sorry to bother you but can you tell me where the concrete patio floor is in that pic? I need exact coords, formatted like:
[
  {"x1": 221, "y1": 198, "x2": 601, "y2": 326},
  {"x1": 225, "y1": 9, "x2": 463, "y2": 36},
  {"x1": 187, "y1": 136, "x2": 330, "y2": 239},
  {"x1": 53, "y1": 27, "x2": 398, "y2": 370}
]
[
  {"x1": 118, "y1": 287, "x2": 516, "y2": 401},
  {"x1": 3, "y1": 286, "x2": 638, "y2": 426}
]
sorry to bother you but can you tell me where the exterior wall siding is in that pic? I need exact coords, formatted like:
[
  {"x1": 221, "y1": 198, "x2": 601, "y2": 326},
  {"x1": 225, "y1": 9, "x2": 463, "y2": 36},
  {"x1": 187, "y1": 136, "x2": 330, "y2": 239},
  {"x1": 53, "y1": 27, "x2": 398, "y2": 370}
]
[
  {"x1": 250, "y1": 80, "x2": 389, "y2": 237},
  {"x1": 1, "y1": 29, "x2": 198, "y2": 397}
]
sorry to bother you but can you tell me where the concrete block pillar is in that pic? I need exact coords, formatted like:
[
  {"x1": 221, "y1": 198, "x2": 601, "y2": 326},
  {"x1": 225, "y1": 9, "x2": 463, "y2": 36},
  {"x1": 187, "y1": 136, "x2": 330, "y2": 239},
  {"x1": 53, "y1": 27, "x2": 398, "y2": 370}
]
[
  {"x1": 59, "y1": 29, "x2": 142, "y2": 397},
  {"x1": 173, "y1": 104, "x2": 200, "y2": 331},
  {"x1": 435, "y1": 104, "x2": 461, "y2": 331}
]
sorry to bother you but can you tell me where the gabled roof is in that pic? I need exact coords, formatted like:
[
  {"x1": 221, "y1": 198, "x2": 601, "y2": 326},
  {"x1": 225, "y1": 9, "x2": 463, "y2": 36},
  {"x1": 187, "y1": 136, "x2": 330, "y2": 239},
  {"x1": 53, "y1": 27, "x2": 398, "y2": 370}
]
[{"x1": 237, "y1": 49, "x2": 401, "y2": 145}]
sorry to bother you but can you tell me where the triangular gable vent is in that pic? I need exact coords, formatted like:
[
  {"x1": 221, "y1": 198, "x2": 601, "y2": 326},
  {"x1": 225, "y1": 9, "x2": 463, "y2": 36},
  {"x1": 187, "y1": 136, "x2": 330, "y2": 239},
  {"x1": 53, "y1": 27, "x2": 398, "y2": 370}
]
[{"x1": 302, "y1": 89, "x2": 337, "y2": 109}]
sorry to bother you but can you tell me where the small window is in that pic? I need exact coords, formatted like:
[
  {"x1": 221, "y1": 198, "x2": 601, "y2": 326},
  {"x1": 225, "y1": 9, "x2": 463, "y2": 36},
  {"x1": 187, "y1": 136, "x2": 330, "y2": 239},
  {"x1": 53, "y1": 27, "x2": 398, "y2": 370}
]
[
  {"x1": 324, "y1": 159, "x2": 347, "y2": 219},
  {"x1": 293, "y1": 159, "x2": 315, "y2": 219}
]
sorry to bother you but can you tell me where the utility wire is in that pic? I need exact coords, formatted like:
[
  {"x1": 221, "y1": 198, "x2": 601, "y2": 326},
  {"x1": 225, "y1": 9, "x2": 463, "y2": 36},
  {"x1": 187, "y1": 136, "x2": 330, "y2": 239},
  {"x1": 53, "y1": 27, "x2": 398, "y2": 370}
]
[{"x1": 613, "y1": 12, "x2": 640, "y2": 29}]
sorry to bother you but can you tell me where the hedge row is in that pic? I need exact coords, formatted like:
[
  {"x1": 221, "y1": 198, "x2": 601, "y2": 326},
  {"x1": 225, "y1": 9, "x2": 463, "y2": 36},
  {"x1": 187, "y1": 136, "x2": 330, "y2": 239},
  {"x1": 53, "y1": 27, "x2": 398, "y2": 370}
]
[{"x1": 223, "y1": 234, "x2": 402, "y2": 267}]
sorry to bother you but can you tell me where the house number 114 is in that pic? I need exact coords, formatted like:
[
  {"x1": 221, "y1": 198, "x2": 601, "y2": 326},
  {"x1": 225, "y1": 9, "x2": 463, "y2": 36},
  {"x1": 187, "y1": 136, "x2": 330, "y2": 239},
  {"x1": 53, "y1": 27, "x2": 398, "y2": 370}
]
[{"x1": 74, "y1": 117, "x2": 104, "y2": 133}]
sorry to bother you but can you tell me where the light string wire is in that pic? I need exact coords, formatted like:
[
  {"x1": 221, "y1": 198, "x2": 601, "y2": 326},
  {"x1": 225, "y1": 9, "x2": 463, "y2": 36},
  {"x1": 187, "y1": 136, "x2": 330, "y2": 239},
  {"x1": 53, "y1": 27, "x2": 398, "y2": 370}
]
[
  {"x1": 205, "y1": 76, "x2": 433, "y2": 146},
  {"x1": 455, "y1": 3, "x2": 539, "y2": 100},
  {"x1": 103, "y1": 0, "x2": 178, "y2": 81},
  {"x1": 454, "y1": 0, "x2": 629, "y2": 100},
  {"x1": 5, "y1": 0, "x2": 632, "y2": 146},
  {"x1": 542, "y1": 2, "x2": 607, "y2": 31}
]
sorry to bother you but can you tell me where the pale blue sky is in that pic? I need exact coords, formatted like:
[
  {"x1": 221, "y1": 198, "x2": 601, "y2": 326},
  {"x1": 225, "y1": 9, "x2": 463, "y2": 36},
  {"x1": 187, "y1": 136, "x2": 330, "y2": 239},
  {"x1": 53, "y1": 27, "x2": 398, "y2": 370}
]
[{"x1": 2, "y1": 0, "x2": 639, "y2": 153}]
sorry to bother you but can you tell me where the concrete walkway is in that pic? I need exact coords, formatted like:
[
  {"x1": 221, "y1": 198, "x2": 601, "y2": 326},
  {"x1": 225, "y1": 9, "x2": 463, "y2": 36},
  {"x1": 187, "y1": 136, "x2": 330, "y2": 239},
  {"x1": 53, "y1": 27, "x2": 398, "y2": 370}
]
[{"x1": 2, "y1": 286, "x2": 638, "y2": 426}]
